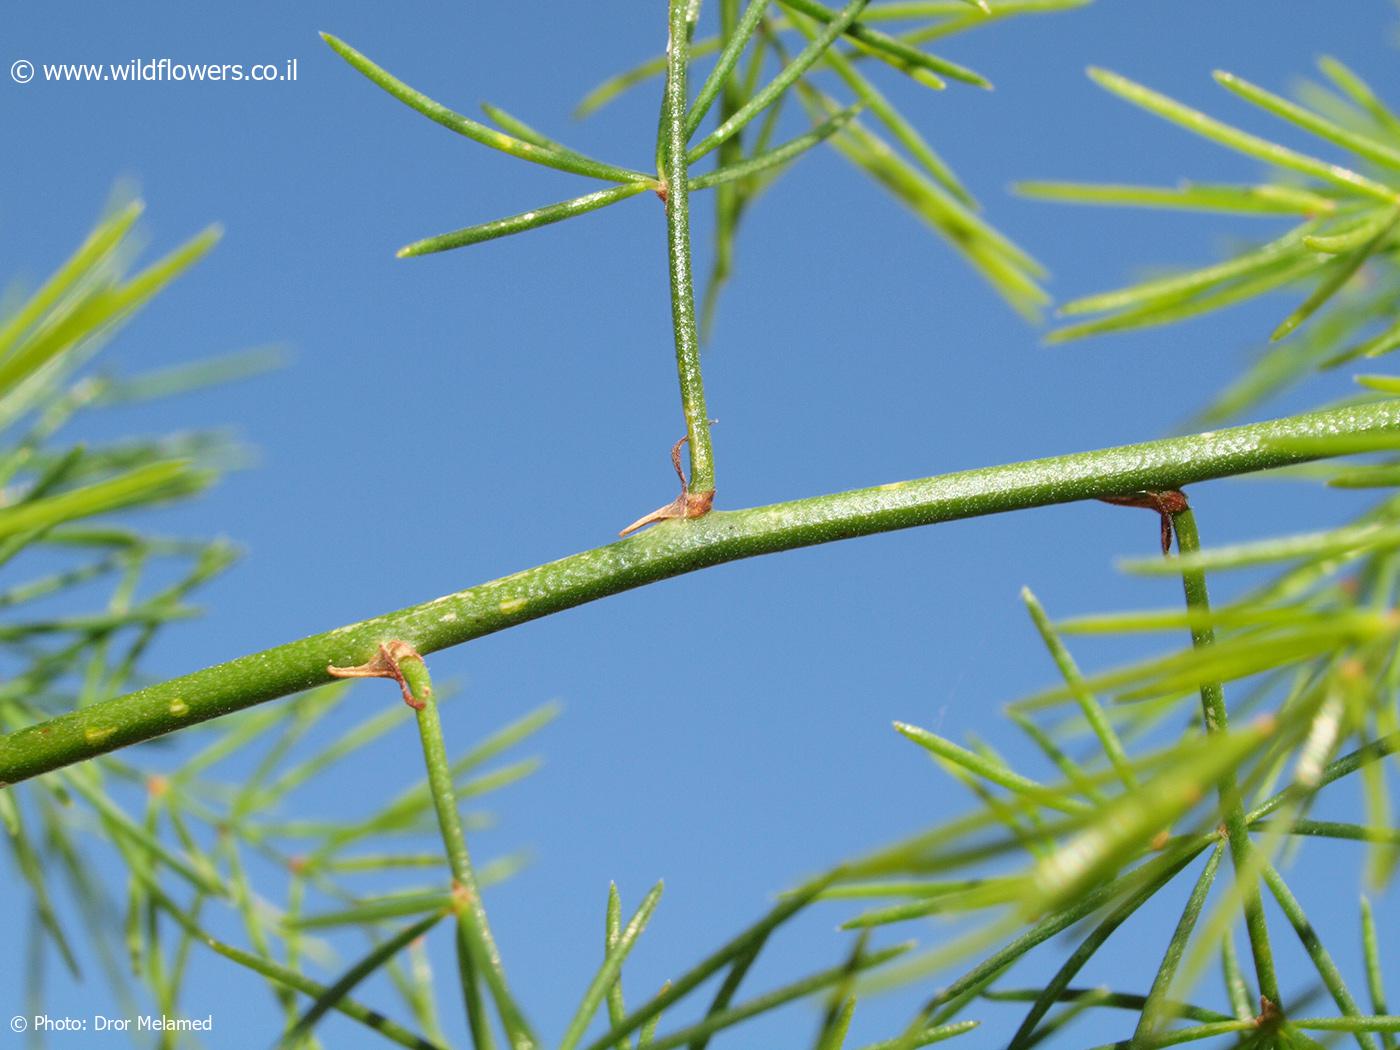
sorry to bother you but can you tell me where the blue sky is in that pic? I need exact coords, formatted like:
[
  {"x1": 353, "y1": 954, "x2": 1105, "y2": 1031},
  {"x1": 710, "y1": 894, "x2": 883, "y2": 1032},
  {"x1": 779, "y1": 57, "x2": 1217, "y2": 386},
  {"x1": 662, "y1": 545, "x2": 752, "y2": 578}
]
[{"x1": 2, "y1": 2, "x2": 1398, "y2": 1047}]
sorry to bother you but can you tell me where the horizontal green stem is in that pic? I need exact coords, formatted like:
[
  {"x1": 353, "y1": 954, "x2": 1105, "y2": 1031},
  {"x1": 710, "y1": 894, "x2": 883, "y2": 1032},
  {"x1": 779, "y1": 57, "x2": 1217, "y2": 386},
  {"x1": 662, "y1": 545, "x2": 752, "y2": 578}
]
[{"x1": 3, "y1": 400, "x2": 1400, "y2": 783}]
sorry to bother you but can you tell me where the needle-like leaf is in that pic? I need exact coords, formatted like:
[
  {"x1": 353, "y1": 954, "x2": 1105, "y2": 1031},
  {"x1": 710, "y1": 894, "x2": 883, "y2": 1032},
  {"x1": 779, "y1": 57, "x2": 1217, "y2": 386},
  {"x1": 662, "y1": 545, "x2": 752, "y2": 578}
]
[
  {"x1": 689, "y1": 0, "x2": 874, "y2": 163},
  {"x1": 690, "y1": 104, "x2": 861, "y2": 190},
  {"x1": 1015, "y1": 180, "x2": 1335, "y2": 216},
  {"x1": 560, "y1": 882, "x2": 664, "y2": 1050},
  {"x1": 789, "y1": 11, "x2": 973, "y2": 202},
  {"x1": 321, "y1": 34, "x2": 652, "y2": 185},
  {"x1": 1213, "y1": 71, "x2": 1400, "y2": 175},
  {"x1": 686, "y1": 0, "x2": 772, "y2": 136},
  {"x1": 397, "y1": 183, "x2": 652, "y2": 257},
  {"x1": 777, "y1": 0, "x2": 989, "y2": 87},
  {"x1": 1087, "y1": 68, "x2": 1399, "y2": 205}
]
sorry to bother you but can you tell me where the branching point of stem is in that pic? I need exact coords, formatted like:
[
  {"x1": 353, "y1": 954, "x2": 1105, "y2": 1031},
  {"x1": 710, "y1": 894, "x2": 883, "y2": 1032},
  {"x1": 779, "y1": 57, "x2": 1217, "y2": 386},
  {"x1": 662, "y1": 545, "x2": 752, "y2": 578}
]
[
  {"x1": 1099, "y1": 489, "x2": 1190, "y2": 555},
  {"x1": 1257, "y1": 994, "x2": 1283, "y2": 1030},
  {"x1": 328, "y1": 640, "x2": 428, "y2": 710},
  {"x1": 619, "y1": 427, "x2": 717, "y2": 536}
]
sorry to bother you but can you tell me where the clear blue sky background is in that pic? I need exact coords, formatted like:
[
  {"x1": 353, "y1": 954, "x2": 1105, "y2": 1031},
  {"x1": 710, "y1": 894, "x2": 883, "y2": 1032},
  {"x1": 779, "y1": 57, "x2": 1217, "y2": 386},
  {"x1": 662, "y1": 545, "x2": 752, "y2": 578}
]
[{"x1": 2, "y1": 2, "x2": 1397, "y2": 1047}]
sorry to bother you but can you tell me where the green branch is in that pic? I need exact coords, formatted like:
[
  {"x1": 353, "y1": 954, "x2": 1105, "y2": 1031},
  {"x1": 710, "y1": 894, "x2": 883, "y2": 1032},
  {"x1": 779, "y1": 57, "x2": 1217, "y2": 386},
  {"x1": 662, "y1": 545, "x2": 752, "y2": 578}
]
[
  {"x1": 3, "y1": 399, "x2": 1400, "y2": 784},
  {"x1": 398, "y1": 652, "x2": 536, "y2": 1049},
  {"x1": 662, "y1": 0, "x2": 716, "y2": 498},
  {"x1": 1171, "y1": 506, "x2": 1282, "y2": 1013}
]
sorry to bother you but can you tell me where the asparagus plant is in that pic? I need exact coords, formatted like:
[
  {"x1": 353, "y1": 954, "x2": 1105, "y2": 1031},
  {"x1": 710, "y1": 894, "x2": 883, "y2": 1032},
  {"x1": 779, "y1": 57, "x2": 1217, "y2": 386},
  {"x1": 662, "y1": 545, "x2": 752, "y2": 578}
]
[{"x1": 6, "y1": 3, "x2": 1400, "y2": 1048}]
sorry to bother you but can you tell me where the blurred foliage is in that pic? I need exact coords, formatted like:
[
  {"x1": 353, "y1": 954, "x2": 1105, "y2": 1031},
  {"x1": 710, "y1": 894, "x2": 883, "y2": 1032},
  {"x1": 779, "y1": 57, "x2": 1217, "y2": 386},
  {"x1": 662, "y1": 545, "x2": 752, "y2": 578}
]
[{"x1": 1019, "y1": 58, "x2": 1400, "y2": 426}]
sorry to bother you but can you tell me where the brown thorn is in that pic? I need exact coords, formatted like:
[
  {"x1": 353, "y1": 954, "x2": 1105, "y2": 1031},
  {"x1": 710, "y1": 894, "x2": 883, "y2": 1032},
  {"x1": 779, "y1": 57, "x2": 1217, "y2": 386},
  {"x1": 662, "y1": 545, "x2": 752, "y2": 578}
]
[
  {"x1": 328, "y1": 640, "x2": 427, "y2": 710},
  {"x1": 619, "y1": 422, "x2": 718, "y2": 537},
  {"x1": 1099, "y1": 489, "x2": 1189, "y2": 555}
]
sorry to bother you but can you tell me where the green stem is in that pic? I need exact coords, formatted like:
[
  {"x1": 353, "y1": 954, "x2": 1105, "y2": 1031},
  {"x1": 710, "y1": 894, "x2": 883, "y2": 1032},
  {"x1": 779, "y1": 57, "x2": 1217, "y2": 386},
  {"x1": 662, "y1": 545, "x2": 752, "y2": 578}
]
[
  {"x1": 398, "y1": 656, "x2": 536, "y2": 1050},
  {"x1": 663, "y1": 0, "x2": 716, "y2": 497},
  {"x1": 1260, "y1": 863, "x2": 1378, "y2": 1050},
  {"x1": 2, "y1": 400, "x2": 1399, "y2": 784},
  {"x1": 1170, "y1": 506, "x2": 1282, "y2": 1014}
]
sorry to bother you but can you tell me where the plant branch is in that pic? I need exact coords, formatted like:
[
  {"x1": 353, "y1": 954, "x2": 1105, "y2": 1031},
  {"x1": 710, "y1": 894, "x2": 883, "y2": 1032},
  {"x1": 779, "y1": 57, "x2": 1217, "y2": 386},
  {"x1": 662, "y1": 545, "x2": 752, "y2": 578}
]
[
  {"x1": 3, "y1": 400, "x2": 1400, "y2": 784},
  {"x1": 1170, "y1": 505, "x2": 1282, "y2": 1013},
  {"x1": 396, "y1": 650, "x2": 536, "y2": 1049},
  {"x1": 662, "y1": 0, "x2": 717, "y2": 502}
]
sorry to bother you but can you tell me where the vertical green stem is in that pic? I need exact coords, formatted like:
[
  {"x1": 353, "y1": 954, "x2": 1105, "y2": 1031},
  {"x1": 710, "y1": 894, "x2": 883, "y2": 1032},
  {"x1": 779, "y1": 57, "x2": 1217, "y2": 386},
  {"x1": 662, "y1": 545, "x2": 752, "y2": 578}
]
[
  {"x1": 663, "y1": 0, "x2": 717, "y2": 497},
  {"x1": 1171, "y1": 506, "x2": 1281, "y2": 1015},
  {"x1": 456, "y1": 923, "x2": 499, "y2": 1050},
  {"x1": 399, "y1": 657, "x2": 535, "y2": 1050}
]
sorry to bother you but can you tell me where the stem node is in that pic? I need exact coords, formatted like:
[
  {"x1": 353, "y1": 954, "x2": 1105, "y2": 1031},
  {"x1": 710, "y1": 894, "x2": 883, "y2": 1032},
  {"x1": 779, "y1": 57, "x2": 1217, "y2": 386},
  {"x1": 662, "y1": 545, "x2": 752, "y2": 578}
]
[
  {"x1": 619, "y1": 427, "x2": 717, "y2": 536},
  {"x1": 1100, "y1": 488, "x2": 1190, "y2": 554},
  {"x1": 328, "y1": 640, "x2": 428, "y2": 710}
]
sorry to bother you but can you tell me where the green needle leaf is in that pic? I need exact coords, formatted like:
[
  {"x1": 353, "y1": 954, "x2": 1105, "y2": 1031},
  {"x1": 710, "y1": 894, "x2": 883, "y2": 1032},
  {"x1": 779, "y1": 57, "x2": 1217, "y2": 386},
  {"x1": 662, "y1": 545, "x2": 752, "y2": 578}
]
[
  {"x1": 1272, "y1": 209, "x2": 1400, "y2": 341},
  {"x1": 576, "y1": 38, "x2": 723, "y2": 118},
  {"x1": 397, "y1": 183, "x2": 652, "y2": 257},
  {"x1": 1047, "y1": 251, "x2": 1322, "y2": 343},
  {"x1": 1121, "y1": 523, "x2": 1400, "y2": 575},
  {"x1": 1007, "y1": 847, "x2": 1205, "y2": 1050},
  {"x1": 1261, "y1": 865, "x2": 1378, "y2": 1050},
  {"x1": 0, "y1": 226, "x2": 221, "y2": 400},
  {"x1": 0, "y1": 460, "x2": 205, "y2": 540},
  {"x1": 860, "y1": 1, "x2": 1083, "y2": 17},
  {"x1": 800, "y1": 83, "x2": 1046, "y2": 316},
  {"x1": 690, "y1": 105, "x2": 862, "y2": 190},
  {"x1": 633, "y1": 944, "x2": 913, "y2": 1050},
  {"x1": 286, "y1": 892, "x2": 457, "y2": 930},
  {"x1": 1087, "y1": 67, "x2": 1400, "y2": 205},
  {"x1": 895, "y1": 721, "x2": 1091, "y2": 814},
  {"x1": 480, "y1": 102, "x2": 580, "y2": 154},
  {"x1": 1133, "y1": 844, "x2": 1227, "y2": 1043},
  {"x1": 686, "y1": 0, "x2": 772, "y2": 137},
  {"x1": 1360, "y1": 897, "x2": 1396, "y2": 1050},
  {"x1": 853, "y1": 1021, "x2": 980, "y2": 1050},
  {"x1": 1014, "y1": 180, "x2": 1336, "y2": 216},
  {"x1": 0, "y1": 200, "x2": 143, "y2": 362},
  {"x1": 816, "y1": 997, "x2": 858, "y2": 1050},
  {"x1": 1026, "y1": 722, "x2": 1273, "y2": 917},
  {"x1": 789, "y1": 11, "x2": 974, "y2": 203},
  {"x1": 62, "y1": 768, "x2": 224, "y2": 896},
  {"x1": 777, "y1": 0, "x2": 989, "y2": 87},
  {"x1": 1022, "y1": 587, "x2": 1137, "y2": 791},
  {"x1": 5, "y1": 797, "x2": 81, "y2": 977},
  {"x1": 689, "y1": 0, "x2": 875, "y2": 164},
  {"x1": 321, "y1": 34, "x2": 652, "y2": 185},
  {"x1": 1317, "y1": 56, "x2": 1400, "y2": 138},
  {"x1": 1059, "y1": 223, "x2": 1314, "y2": 319},
  {"x1": 605, "y1": 884, "x2": 632, "y2": 1050},
  {"x1": 280, "y1": 912, "x2": 448, "y2": 1049},
  {"x1": 582, "y1": 876, "x2": 835, "y2": 1050},
  {"x1": 560, "y1": 882, "x2": 665, "y2": 1050},
  {"x1": 1213, "y1": 71, "x2": 1400, "y2": 175},
  {"x1": 1304, "y1": 208, "x2": 1400, "y2": 253}
]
